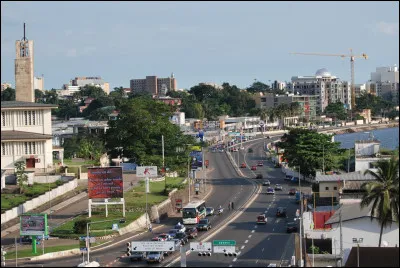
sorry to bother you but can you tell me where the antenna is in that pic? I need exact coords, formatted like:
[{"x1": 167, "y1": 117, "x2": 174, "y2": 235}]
[{"x1": 23, "y1": 23, "x2": 26, "y2": 41}]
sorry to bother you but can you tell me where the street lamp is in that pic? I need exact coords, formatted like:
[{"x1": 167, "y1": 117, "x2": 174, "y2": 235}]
[
  {"x1": 352, "y1": 237, "x2": 363, "y2": 267},
  {"x1": 298, "y1": 165, "x2": 304, "y2": 267}
]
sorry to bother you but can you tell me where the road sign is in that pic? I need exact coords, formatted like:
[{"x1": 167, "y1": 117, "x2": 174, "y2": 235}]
[
  {"x1": 136, "y1": 166, "x2": 158, "y2": 177},
  {"x1": 130, "y1": 241, "x2": 175, "y2": 252},
  {"x1": 190, "y1": 242, "x2": 212, "y2": 252},
  {"x1": 213, "y1": 245, "x2": 236, "y2": 254},
  {"x1": 213, "y1": 240, "x2": 236, "y2": 246},
  {"x1": 112, "y1": 224, "x2": 118, "y2": 231}
]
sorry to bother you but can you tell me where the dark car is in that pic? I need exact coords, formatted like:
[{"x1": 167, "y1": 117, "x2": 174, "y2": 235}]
[
  {"x1": 248, "y1": 148, "x2": 253, "y2": 153},
  {"x1": 196, "y1": 219, "x2": 212, "y2": 231},
  {"x1": 289, "y1": 188, "x2": 297, "y2": 195},
  {"x1": 286, "y1": 222, "x2": 298, "y2": 233},
  {"x1": 251, "y1": 165, "x2": 257, "y2": 171},
  {"x1": 174, "y1": 232, "x2": 189, "y2": 245},
  {"x1": 129, "y1": 251, "x2": 146, "y2": 261},
  {"x1": 185, "y1": 227, "x2": 198, "y2": 239},
  {"x1": 276, "y1": 207, "x2": 287, "y2": 217},
  {"x1": 255, "y1": 174, "x2": 263, "y2": 179}
]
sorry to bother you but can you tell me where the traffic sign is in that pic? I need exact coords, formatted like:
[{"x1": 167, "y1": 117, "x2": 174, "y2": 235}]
[
  {"x1": 112, "y1": 224, "x2": 119, "y2": 231},
  {"x1": 213, "y1": 245, "x2": 236, "y2": 254},
  {"x1": 190, "y1": 242, "x2": 212, "y2": 252},
  {"x1": 213, "y1": 240, "x2": 236, "y2": 246},
  {"x1": 130, "y1": 241, "x2": 175, "y2": 252}
]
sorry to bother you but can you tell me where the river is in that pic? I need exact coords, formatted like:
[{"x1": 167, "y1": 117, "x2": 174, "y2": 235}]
[{"x1": 334, "y1": 127, "x2": 399, "y2": 150}]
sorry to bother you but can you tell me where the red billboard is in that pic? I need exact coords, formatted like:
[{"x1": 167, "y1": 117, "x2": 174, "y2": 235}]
[{"x1": 88, "y1": 167, "x2": 123, "y2": 199}]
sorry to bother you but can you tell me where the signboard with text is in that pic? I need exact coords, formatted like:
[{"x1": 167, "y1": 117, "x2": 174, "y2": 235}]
[
  {"x1": 190, "y1": 242, "x2": 212, "y2": 252},
  {"x1": 136, "y1": 166, "x2": 158, "y2": 177},
  {"x1": 20, "y1": 214, "x2": 48, "y2": 236},
  {"x1": 130, "y1": 241, "x2": 175, "y2": 252},
  {"x1": 88, "y1": 167, "x2": 123, "y2": 199}
]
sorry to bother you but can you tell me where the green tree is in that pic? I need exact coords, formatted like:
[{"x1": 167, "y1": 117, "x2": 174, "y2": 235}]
[
  {"x1": 82, "y1": 96, "x2": 114, "y2": 118},
  {"x1": 14, "y1": 161, "x2": 28, "y2": 194},
  {"x1": 1, "y1": 87, "x2": 16, "y2": 101},
  {"x1": 56, "y1": 99, "x2": 78, "y2": 119},
  {"x1": 324, "y1": 102, "x2": 347, "y2": 120},
  {"x1": 44, "y1": 89, "x2": 60, "y2": 104},
  {"x1": 78, "y1": 137, "x2": 105, "y2": 162},
  {"x1": 35, "y1": 89, "x2": 45, "y2": 102},
  {"x1": 277, "y1": 128, "x2": 343, "y2": 178},
  {"x1": 246, "y1": 81, "x2": 270, "y2": 93},
  {"x1": 62, "y1": 136, "x2": 80, "y2": 158},
  {"x1": 361, "y1": 156, "x2": 399, "y2": 247}
]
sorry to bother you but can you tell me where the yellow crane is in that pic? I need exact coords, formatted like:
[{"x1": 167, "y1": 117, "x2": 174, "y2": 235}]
[{"x1": 290, "y1": 49, "x2": 368, "y2": 109}]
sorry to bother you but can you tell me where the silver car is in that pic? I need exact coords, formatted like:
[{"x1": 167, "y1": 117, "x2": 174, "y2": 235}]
[{"x1": 263, "y1": 180, "x2": 271, "y2": 186}]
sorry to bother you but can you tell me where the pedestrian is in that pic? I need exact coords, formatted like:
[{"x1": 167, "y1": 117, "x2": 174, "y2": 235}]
[
  {"x1": 231, "y1": 201, "x2": 234, "y2": 210},
  {"x1": 149, "y1": 223, "x2": 152, "y2": 233},
  {"x1": 228, "y1": 202, "x2": 231, "y2": 211}
]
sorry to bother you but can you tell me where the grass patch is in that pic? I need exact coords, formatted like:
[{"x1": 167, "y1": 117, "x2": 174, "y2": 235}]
[
  {"x1": 50, "y1": 177, "x2": 185, "y2": 238},
  {"x1": 4, "y1": 242, "x2": 104, "y2": 259},
  {"x1": 1, "y1": 181, "x2": 65, "y2": 212}
]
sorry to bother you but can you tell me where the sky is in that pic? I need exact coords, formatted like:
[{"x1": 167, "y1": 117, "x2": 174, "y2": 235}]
[{"x1": 1, "y1": 1, "x2": 399, "y2": 91}]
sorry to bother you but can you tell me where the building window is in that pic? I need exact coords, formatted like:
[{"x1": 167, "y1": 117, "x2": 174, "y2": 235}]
[
  {"x1": 23, "y1": 110, "x2": 36, "y2": 126},
  {"x1": 1, "y1": 112, "x2": 5, "y2": 127},
  {"x1": 1, "y1": 142, "x2": 10, "y2": 156},
  {"x1": 325, "y1": 186, "x2": 329, "y2": 190},
  {"x1": 334, "y1": 187, "x2": 337, "y2": 190},
  {"x1": 24, "y1": 142, "x2": 36, "y2": 154}
]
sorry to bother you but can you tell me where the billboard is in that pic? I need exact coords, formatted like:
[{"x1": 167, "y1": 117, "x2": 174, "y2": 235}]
[
  {"x1": 88, "y1": 167, "x2": 123, "y2": 199},
  {"x1": 20, "y1": 214, "x2": 48, "y2": 236},
  {"x1": 136, "y1": 166, "x2": 158, "y2": 177},
  {"x1": 190, "y1": 151, "x2": 203, "y2": 169}
]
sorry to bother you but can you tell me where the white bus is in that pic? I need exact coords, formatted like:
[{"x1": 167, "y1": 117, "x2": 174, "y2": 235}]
[{"x1": 182, "y1": 200, "x2": 207, "y2": 224}]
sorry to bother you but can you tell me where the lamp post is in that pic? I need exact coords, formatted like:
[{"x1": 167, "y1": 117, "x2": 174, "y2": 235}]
[
  {"x1": 298, "y1": 165, "x2": 303, "y2": 267},
  {"x1": 352, "y1": 238, "x2": 363, "y2": 267}
]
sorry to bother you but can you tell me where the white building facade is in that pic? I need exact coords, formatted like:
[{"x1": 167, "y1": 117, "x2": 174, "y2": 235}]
[
  {"x1": 290, "y1": 68, "x2": 352, "y2": 112},
  {"x1": 368, "y1": 65, "x2": 399, "y2": 104},
  {"x1": 1, "y1": 101, "x2": 57, "y2": 173}
]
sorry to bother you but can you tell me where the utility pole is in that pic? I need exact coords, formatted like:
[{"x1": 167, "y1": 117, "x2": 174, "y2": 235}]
[
  {"x1": 298, "y1": 165, "x2": 303, "y2": 267},
  {"x1": 347, "y1": 148, "x2": 350, "y2": 173},
  {"x1": 339, "y1": 211, "x2": 343, "y2": 267},
  {"x1": 162, "y1": 135, "x2": 166, "y2": 191},
  {"x1": 202, "y1": 146, "x2": 206, "y2": 192}
]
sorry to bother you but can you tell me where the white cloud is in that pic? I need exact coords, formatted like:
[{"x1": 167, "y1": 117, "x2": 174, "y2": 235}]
[
  {"x1": 375, "y1": 21, "x2": 399, "y2": 36},
  {"x1": 66, "y1": 48, "x2": 77, "y2": 57}
]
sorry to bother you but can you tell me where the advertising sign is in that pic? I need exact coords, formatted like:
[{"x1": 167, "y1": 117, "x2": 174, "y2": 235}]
[
  {"x1": 130, "y1": 241, "x2": 176, "y2": 252},
  {"x1": 194, "y1": 183, "x2": 200, "y2": 191},
  {"x1": 175, "y1": 199, "x2": 183, "y2": 209},
  {"x1": 136, "y1": 166, "x2": 158, "y2": 177},
  {"x1": 20, "y1": 214, "x2": 47, "y2": 236},
  {"x1": 88, "y1": 167, "x2": 123, "y2": 199}
]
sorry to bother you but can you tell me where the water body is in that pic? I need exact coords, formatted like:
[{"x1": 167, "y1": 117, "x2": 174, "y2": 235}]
[{"x1": 334, "y1": 127, "x2": 399, "y2": 150}]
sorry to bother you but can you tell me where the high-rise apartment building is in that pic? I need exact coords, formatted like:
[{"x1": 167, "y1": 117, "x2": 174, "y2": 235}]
[
  {"x1": 34, "y1": 76, "x2": 44, "y2": 91},
  {"x1": 367, "y1": 66, "x2": 399, "y2": 104},
  {"x1": 15, "y1": 23, "x2": 34, "y2": 102},
  {"x1": 289, "y1": 68, "x2": 351, "y2": 113},
  {"x1": 130, "y1": 73, "x2": 177, "y2": 95}
]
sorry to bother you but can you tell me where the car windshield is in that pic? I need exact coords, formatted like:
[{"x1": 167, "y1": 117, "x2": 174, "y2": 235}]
[
  {"x1": 148, "y1": 252, "x2": 159, "y2": 255},
  {"x1": 258, "y1": 216, "x2": 265, "y2": 220},
  {"x1": 182, "y1": 208, "x2": 196, "y2": 218},
  {"x1": 199, "y1": 219, "x2": 208, "y2": 224}
]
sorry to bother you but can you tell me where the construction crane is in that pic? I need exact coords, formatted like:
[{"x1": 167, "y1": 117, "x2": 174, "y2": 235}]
[{"x1": 290, "y1": 49, "x2": 368, "y2": 109}]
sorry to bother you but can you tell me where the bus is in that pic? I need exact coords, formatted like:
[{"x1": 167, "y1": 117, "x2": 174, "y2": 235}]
[{"x1": 182, "y1": 200, "x2": 207, "y2": 224}]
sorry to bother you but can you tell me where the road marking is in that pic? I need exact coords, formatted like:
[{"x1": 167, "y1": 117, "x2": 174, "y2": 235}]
[
  {"x1": 262, "y1": 248, "x2": 264, "y2": 252},
  {"x1": 251, "y1": 230, "x2": 255, "y2": 233},
  {"x1": 273, "y1": 228, "x2": 275, "y2": 231},
  {"x1": 248, "y1": 235, "x2": 252, "y2": 238},
  {"x1": 229, "y1": 265, "x2": 233, "y2": 267},
  {"x1": 238, "y1": 251, "x2": 241, "y2": 255},
  {"x1": 254, "y1": 226, "x2": 258, "y2": 229},
  {"x1": 245, "y1": 240, "x2": 249, "y2": 244},
  {"x1": 265, "y1": 210, "x2": 268, "y2": 213},
  {"x1": 256, "y1": 260, "x2": 259, "y2": 264},
  {"x1": 254, "y1": 225, "x2": 257, "y2": 228},
  {"x1": 233, "y1": 258, "x2": 237, "y2": 262},
  {"x1": 241, "y1": 245, "x2": 245, "y2": 249},
  {"x1": 268, "y1": 237, "x2": 271, "y2": 240}
]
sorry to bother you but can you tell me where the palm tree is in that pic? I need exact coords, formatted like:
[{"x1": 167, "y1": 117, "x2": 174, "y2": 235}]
[{"x1": 361, "y1": 156, "x2": 399, "y2": 247}]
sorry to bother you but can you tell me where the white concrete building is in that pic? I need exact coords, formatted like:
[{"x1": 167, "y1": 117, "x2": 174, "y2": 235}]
[
  {"x1": 303, "y1": 202, "x2": 399, "y2": 266},
  {"x1": 354, "y1": 138, "x2": 391, "y2": 173},
  {"x1": 61, "y1": 76, "x2": 110, "y2": 96},
  {"x1": 1, "y1": 101, "x2": 57, "y2": 173},
  {"x1": 34, "y1": 76, "x2": 44, "y2": 91},
  {"x1": 368, "y1": 65, "x2": 399, "y2": 103},
  {"x1": 290, "y1": 68, "x2": 352, "y2": 112}
]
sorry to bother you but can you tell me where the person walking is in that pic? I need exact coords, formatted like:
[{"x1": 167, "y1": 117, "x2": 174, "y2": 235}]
[
  {"x1": 231, "y1": 201, "x2": 234, "y2": 210},
  {"x1": 228, "y1": 202, "x2": 231, "y2": 211},
  {"x1": 149, "y1": 223, "x2": 153, "y2": 233}
]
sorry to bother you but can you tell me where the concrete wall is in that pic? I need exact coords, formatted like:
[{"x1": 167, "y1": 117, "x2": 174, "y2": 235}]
[
  {"x1": 1, "y1": 178, "x2": 78, "y2": 224},
  {"x1": 33, "y1": 175, "x2": 62, "y2": 183},
  {"x1": 118, "y1": 212, "x2": 150, "y2": 236}
]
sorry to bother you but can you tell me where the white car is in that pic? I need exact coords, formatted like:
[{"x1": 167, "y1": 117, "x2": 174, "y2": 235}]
[
  {"x1": 174, "y1": 224, "x2": 186, "y2": 233},
  {"x1": 263, "y1": 180, "x2": 271, "y2": 186}
]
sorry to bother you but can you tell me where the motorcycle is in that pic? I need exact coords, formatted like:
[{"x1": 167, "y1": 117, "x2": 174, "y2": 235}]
[{"x1": 217, "y1": 207, "x2": 224, "y2": 215}]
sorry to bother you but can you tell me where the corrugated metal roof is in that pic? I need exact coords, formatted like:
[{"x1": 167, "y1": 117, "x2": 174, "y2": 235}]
[
  {"x1": 1, "y1": 131, "x2": 53, "y2": 141},
  {"x1": 1, "y1": 101, "x2": 57, "y2": 109},
  {"x1": 325, "y1": 203, "x2": 373, "y2": 225},
  {"x1": 316, "y1": 172, "x2": 375, "y2": 182}
]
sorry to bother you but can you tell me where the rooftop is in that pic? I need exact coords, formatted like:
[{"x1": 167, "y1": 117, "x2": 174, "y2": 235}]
[
  {"x1": 325, "y1": 203, "x2": 374, "y2": 225},
  {"x1": 1, "y1": 101, "x2": 57, "y2": 109},
  {"x1": 315, "y1": 172, "x2": 376, "y2": 182},
  {"x1": 1, "y1": 131, "x2": 53, "y2": 141},
  {"x1": 345, "y1": 247, "x2": 399, "y2": 267}
]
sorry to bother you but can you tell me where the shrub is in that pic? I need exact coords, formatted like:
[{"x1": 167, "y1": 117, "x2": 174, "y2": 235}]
[{"x1": 73, "y1": 219, "x2": 91, "y2": 234}]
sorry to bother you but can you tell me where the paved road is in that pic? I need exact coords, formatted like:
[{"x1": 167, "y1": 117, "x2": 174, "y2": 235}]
[
  {"x1": 13, "y1": 149, "x2": 258, "y2": 267},
  {"x1": 174, "y1": 137, "x2": 310, "y2": 267}
]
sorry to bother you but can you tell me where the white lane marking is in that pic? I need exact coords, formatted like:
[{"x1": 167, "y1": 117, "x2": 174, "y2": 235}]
[
  {"x1": 254, "y1": 225, "x2": 257, "y2": 228},
  {"x1": 241, "y1": 245, "x2": 245, "y2": 249},
  {"x1": 245, "y1": 240, "x2": 249, "y2": 244},
  {"x1": 265, "y1": 210, "x2": 268, "y2": 213},
  {"x1": 251, "y1": 230, "x2": 255, "y2": 233},
  {"x1": 248, "y1": 235, "x2": 252, "y2": 238},
  {"x1": 238, "y1": 251, "x2": 241, "y2": 255},
  {"x1": 233, "y1": 258, "x2": 237, "y2": 262},
  {"x1": 256, "y1": 260, "x2": 259, "y2": 264},
  {"x1": 262, "y1": 248, "x2": 264, "y2": 252},
  {"x1": 229, "y1": 265, "x2": 233, "y2": 267},
  {"x1": 254, "y1": 226, "x2": 258, "y2": 229}
]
